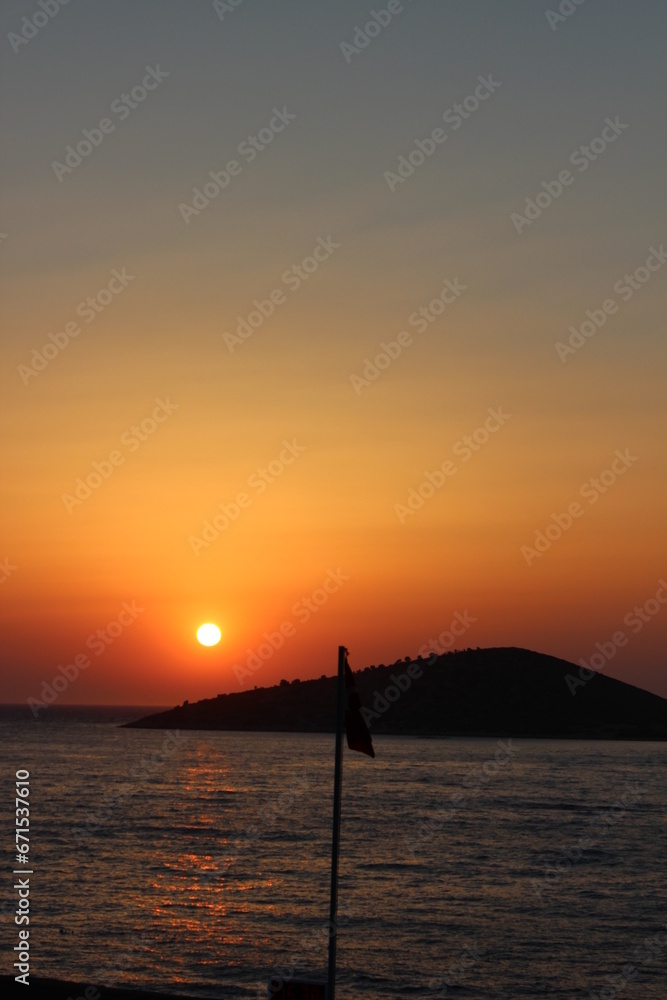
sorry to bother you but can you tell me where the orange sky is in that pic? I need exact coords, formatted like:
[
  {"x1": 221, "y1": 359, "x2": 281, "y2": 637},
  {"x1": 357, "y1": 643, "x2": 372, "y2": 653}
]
[{"x1": 1, "y1": 1, "x2": 666, "y2": 706}]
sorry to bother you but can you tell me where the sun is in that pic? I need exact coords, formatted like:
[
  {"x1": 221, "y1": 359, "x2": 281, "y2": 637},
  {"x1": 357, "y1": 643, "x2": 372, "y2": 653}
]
[{"x1": 197, "y1": 623, "x2": 221, "y2": 647}]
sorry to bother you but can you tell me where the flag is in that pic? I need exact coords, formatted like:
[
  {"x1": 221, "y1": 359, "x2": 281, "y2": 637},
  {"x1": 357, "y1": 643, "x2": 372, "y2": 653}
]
[{"x1": 344, "y1": 655, "x2": 375, "y2": 757}]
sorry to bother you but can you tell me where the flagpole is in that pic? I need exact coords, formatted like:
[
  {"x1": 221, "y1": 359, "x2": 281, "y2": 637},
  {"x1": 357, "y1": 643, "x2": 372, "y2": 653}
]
[{"x1": 327, "y1": 645, "x2": 347, "y2": 1000}]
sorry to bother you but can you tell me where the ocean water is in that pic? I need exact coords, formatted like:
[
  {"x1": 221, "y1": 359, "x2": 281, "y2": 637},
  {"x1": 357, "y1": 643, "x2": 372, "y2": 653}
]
[{"x1": 1, "y1": 706, "x2": 666, "y2": 999}]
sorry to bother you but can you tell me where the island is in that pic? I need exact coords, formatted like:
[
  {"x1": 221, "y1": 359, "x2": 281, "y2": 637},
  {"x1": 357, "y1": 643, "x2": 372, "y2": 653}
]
[{"x1": 124, "y1": 646, "x2": 667, "y2": 740}]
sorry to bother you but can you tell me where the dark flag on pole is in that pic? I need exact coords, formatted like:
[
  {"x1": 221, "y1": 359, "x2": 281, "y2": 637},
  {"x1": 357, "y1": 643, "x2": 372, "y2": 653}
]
[
  {"x1": 326, "y1": 647, "x2": 374, "y2": 1000},
  {"x1": 272, "y1": 647, "x2": 373, "y2": 1000},
  {"x1": 344, "y1": 655, "x2": 375, "y2": 758}
]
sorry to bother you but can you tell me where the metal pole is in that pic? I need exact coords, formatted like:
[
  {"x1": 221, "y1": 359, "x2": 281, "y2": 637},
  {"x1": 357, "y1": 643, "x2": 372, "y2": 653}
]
[{"x1": 327, "y1": 645, "x2": 347, "y2": 1000}]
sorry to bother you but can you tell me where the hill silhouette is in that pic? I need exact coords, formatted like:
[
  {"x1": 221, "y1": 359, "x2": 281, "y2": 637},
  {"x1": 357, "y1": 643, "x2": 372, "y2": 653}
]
[{"x1": 124, "y1": 646, "x2": 667, "y2": 740}]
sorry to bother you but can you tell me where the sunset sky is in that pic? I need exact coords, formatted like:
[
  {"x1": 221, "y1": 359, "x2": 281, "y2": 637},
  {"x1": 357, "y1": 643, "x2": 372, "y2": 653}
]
[{"x1": 1, "y1": 0, "x2": 666, "y2": 706}]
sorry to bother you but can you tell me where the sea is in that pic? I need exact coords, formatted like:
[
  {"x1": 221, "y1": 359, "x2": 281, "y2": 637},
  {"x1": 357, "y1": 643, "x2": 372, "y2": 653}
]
[{"x1": 1, "y1": 705, "x2": 666, "y2": 1000}]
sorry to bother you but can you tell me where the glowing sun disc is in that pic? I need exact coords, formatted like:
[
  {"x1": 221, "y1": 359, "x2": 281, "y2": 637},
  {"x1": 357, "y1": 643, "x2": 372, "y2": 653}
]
[{"x1": 197, "y1": 623, "x2": 221, "y2": 646}]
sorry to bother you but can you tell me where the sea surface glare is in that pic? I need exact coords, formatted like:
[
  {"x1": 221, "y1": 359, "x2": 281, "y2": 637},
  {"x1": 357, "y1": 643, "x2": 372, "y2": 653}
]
[{"x1": 1, "y1": 706, "x2": 665, "y2": 999}]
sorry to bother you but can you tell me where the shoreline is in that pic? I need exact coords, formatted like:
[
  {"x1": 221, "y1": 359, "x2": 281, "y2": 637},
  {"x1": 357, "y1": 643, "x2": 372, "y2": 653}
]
[{"x1": 0, "y1": 977, "x2": 229, "y2": 1000}]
